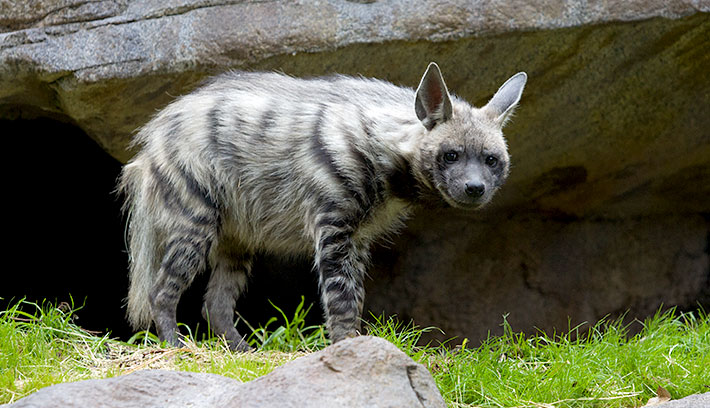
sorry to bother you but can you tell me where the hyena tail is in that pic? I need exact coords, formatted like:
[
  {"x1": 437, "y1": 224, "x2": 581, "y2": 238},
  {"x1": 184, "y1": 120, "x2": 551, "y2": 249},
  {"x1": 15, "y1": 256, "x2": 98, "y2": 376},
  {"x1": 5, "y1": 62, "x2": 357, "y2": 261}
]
[{"x1": 118, "y1": 160, "x2": 160, "y2": 330}]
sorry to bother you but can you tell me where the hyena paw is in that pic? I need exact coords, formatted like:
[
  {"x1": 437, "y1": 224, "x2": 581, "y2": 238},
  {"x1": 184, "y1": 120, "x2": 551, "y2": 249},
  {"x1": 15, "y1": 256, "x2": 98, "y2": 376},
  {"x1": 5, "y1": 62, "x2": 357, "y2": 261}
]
[
  {"x1": 229, "y1": 338, "x2": 254, "y2": 353},
  {"x1": 160, "y1": 332, "x2": 185, "y2": 348},
  {"x1": 329, "y1": 328, "x2": 360, "y2": 344}
]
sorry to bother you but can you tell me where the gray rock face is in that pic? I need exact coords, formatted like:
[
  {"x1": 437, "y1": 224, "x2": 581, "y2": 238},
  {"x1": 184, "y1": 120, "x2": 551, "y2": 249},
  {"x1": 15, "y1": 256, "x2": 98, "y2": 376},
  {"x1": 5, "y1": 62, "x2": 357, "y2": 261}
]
[
  {"x1": 655, "y1": 393, "x2": 710, "y2": 408},
  {"x1": 1, "y1": 0, "x2": 708, "y2": 164},
  {"x1": 1, "y1": 1, "x2": 708, "y2": 344},
  {"x1": 4, "y1": 336, "x2": 446, "y2": 408},
  {"x1": 229, "y1": 336, "x2": 445, "y2": 407},
  {"x1": 5, "y1": 370, "x2": 235, "y2": 408},
  {"x1": 367, "y1": 214, "x2": 709, "y2": 342}
]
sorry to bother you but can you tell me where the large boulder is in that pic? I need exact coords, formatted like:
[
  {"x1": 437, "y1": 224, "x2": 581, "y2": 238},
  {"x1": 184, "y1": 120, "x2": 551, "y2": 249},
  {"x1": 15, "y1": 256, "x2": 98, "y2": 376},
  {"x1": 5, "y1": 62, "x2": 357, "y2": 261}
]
[
  {"x1": 4, "y1": 336, "x2": 446, "y2": 408},
  {"x1": 1, "y1": 1, "x2": 708, "y2": 342},
  {"x1": 1, "y1": 0, "x2": 707, "y2": 167}
]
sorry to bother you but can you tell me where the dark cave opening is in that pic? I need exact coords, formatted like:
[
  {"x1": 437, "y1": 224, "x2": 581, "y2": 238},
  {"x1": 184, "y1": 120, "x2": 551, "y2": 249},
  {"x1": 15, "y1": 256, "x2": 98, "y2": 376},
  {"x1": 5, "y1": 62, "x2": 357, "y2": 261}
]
[{"x1": 2, "y1": 117, "x2": 322, "y2": 342}]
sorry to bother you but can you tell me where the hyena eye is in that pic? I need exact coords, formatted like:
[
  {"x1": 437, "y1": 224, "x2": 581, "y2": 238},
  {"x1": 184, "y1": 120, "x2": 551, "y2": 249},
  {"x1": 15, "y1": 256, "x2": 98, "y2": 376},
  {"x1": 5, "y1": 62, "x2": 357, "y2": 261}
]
[
  {"x1": 444, "y1": 151, "x2": 458, "y2": 163},
  {"x1": 485, "y1": 155, "x2": 499, "y2": 167}
]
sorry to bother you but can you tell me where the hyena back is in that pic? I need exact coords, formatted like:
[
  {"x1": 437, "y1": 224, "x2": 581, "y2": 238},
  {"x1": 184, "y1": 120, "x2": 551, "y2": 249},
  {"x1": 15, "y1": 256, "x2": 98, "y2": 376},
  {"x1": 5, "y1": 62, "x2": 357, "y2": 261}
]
[{"x1": 119, "y1": 63, "x2": 526, "y2": 351}]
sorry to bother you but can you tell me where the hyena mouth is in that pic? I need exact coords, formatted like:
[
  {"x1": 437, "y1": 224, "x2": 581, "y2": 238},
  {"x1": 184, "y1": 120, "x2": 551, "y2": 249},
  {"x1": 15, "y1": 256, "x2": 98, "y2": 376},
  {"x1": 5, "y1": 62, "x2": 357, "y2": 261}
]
[
  {"x1": 454, "y1": 199, "x2": 488, "y2": 211},
  {"x1": 442, "y1": 191, "x2": 489, "y2": 210}
]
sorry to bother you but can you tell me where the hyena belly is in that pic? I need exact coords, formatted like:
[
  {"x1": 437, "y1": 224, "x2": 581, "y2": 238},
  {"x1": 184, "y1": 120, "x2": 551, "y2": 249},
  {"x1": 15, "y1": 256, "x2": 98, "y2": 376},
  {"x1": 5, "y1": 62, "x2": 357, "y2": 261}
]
[{"x1": 121, "y1": 65, "x2": 526, "y2": 351}]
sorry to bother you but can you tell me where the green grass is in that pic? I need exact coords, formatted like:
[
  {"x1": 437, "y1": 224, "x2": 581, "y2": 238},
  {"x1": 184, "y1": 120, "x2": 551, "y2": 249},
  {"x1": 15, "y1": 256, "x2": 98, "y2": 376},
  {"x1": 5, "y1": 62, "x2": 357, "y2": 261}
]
[
  {"x1": 1, "y1": 298, "x2": 708, "y2": 407},
  {"x1": 424, "y1": 311, "x2": 709, "y2": 407}
]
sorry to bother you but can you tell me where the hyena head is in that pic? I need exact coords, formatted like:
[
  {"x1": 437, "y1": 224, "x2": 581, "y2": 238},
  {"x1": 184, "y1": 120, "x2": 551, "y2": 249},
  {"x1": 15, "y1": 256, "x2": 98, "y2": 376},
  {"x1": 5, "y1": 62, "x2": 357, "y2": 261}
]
[{"x1": 413, "y1": 62, "x2": 527, "y2": 209}]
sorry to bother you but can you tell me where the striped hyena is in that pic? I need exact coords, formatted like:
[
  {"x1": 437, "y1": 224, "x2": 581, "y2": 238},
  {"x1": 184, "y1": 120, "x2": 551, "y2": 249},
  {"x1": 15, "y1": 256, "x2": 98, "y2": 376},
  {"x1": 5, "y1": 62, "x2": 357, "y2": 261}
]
[{"x1": 119, "y1": 63, "x2": 527, "y2": 351}]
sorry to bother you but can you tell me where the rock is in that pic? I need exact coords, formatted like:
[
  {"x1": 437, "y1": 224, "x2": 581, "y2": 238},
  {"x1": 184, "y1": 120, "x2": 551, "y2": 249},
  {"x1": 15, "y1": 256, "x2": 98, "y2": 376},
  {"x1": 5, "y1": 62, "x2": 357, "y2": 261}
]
[
  {"x1": 4, "y1": 370, "x2": 235, "y2": 408},
  {"x1": 4, "y1": 336, "x2": 446, "y2": 408},
  {"x1": 655, "y1": 393, "x2": 710, "y2": 408},
  {"x1": 1, "y1": 0, "x2": 708, "y2": 167},
  {"x1": 366, "y1": 213, "x2": 709, "y2": 343},
  {"x1": 226, "y1": 336, "x2": 445, "y2": 407}
]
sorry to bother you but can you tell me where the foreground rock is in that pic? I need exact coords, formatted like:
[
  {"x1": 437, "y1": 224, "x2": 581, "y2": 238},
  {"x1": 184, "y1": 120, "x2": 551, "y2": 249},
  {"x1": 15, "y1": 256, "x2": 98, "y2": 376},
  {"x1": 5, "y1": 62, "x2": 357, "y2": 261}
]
[
  {"x1": 4, "y1": 336, "x2": 445, "y2": 408},
  {"x1": 655, "y1": 393, "x2": 710, "y2": 408}
]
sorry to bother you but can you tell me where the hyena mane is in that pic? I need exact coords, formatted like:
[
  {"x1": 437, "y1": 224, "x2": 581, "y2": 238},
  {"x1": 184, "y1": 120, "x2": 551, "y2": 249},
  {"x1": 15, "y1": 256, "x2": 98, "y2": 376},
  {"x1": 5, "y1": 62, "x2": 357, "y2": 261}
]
[{"x1": 119, "y1": 63, "x2": 526, "y2": 351}]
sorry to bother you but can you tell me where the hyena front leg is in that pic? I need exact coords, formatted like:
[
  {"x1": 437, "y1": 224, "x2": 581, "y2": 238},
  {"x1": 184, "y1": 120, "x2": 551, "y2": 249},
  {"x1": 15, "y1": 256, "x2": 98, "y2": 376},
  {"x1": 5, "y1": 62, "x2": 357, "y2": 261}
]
[
  {"x1": 315, "y1": 223, "x2": 368, "y2": 343},
  {"x1": 150, "y1": 230, "x2": 215, "y2": 347},
  {"x1": 202, "y1": 249, "x2": 254, "y2": 352}
]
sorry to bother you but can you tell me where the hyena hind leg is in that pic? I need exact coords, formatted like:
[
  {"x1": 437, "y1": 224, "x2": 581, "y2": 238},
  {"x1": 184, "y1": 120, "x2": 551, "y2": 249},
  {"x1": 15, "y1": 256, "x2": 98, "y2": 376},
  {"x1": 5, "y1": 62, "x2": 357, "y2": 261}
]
[
  {"x1": 202, "y1": 250, "x2": 254, "y2": 352},
  {"x1": 149, "y1": 232, "x2": 214, "y2": 347}
]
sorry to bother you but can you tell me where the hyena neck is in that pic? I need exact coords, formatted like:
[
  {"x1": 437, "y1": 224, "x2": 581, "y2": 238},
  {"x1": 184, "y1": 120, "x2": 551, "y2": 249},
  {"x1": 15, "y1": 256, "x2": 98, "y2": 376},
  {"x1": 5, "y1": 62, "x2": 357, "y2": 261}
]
[{"x1": 367, "y1": 111, "x2": 435, "y2": 205}]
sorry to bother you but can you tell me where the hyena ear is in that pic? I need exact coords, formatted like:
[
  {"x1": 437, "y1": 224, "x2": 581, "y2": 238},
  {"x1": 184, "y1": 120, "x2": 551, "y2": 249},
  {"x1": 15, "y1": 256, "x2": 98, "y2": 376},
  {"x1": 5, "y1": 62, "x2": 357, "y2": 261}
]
[
  {"x1": 415, "y1": 62, "x2": 453, "y2": 131},
  {"x1": 484, "y1": 72, "x2": 527, "y2": 127}
]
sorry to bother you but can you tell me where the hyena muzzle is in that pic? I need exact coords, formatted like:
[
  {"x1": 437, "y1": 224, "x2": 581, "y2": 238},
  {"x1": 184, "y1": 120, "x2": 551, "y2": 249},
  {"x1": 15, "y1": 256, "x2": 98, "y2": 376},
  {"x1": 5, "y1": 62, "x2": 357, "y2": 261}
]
[{"x1": 119, "y1": 63, "x2": 526, "y2": 351}]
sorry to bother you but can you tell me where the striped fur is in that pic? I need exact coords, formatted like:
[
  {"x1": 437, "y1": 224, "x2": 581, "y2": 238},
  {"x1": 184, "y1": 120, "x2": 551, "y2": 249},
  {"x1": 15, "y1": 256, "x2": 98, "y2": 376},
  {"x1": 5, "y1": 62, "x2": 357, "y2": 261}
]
[{"x1": 119, "y1": 63, "x2": 526, "y2": 351}]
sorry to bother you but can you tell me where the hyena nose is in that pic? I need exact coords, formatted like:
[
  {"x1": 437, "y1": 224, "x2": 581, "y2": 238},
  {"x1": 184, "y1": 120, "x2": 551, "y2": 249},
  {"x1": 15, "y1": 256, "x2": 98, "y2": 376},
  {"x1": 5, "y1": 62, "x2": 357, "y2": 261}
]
[{"x1": 465, "y1": 181, "x2": 485, "y2": 198}]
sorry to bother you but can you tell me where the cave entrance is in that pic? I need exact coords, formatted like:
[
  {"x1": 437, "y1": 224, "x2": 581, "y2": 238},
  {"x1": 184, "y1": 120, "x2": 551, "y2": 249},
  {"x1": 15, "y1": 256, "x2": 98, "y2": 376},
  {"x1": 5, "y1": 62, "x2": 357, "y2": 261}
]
[{"x1": 2, "y1": 117, "x2": 322, "y2": 342}]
